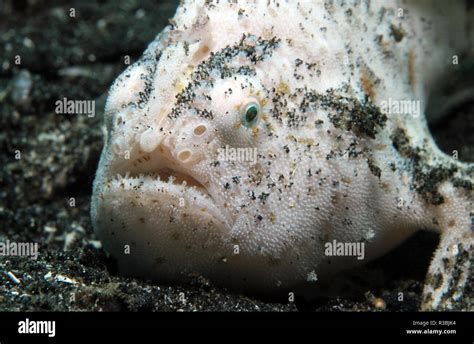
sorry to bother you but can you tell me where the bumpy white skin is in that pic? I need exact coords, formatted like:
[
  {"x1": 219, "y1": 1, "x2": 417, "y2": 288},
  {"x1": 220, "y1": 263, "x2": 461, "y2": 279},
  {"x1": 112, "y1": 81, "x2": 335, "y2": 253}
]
[{"x1": 92, "y1": 1, "x2": 473, "y2": 310}]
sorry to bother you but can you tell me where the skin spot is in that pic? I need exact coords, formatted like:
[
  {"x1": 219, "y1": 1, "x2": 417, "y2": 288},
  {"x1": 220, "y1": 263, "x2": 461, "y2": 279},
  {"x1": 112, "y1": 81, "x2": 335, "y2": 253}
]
[
  {"x1": 192, "y1": 44, "x2": 211, "y2": 62},
  {"x1": 408, "y1": 51, "x2": 416, "y2": 92},
  {"x1": 276, "y1": 82, "x2": 289, "y2": 94},
  {"x1": 174, "y1": 80, "x2": 186, "y2": 93},
  {"x1": 131, "y1": 82, "x2": 141, "y2": 91},
  {"x1": 360, "y1": 69, "x2": 376, "y2": 101},
  {"x1": 380, "y1": 182, "x2": 391, "y2": 192},
  {"x1": 433, "y1": 273, "x2": 443, "y2": 289},
  {"x1": 322, "y1": 90, "x2": 387, "y2": 139},
  {"x1": 367, "y1": 158, "x2": 382, "y2": 178},
  {"x1": 159, "y1": 108, "x2": 168, "y2": 122},
  {"x1": 252, "y1": 127, "x2": 260, "y2": 137},
  {"x1": 297, "y1": 137, "x2": 314, "y2": 145},
  {"x1": 270, "y1": 212, "x2": 276, "y2": 224},
  {"x1": 390, "y1": 23, "x2": 405, "y2": 42},
  {"x1": 341, "y1": 176, "x2": 352, "y2": 184}
]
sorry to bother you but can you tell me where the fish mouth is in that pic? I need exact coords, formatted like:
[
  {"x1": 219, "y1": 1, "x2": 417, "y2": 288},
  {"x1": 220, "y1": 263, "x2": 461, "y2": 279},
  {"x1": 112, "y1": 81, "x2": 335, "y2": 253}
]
[
  {"x1": 99, "y1": 161, "x2": 233, "y2": 232},
  {"x1": 92, "y1": 161, "x2": 235, "y2": 281},
  {"x1": 152, "y1": 167, "x2": 209, "y2": 195}
]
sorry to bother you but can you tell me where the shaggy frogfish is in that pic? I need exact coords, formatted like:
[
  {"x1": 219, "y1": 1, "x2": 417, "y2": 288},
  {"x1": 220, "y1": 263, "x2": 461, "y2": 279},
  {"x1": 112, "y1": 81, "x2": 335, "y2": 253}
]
[{"x1": 91, "y1": 0, "x2": 473, "y2": 310}]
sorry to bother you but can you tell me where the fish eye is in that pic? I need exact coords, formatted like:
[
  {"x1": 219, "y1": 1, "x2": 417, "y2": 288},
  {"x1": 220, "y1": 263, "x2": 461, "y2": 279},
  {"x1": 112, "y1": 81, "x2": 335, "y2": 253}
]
[{"x1": 241, "y1": 101, "x2": 261, "y2": 127}]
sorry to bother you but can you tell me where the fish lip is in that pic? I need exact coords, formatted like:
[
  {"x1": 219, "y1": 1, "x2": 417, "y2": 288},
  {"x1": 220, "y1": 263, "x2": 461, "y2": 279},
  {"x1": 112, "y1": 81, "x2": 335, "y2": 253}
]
[
  {"x1": 104, "y1": 166, "x2": 234, "y2": 231},
  {"x1": 159, "y1": 167, "x2": 236, "y2": 230}
]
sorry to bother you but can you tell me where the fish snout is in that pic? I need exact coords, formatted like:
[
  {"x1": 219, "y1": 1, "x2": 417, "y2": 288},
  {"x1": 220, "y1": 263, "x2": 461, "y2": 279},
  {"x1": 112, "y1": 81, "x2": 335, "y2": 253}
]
[{"x1": 145, "y1": 119, "x2": 211, "y2": 166}]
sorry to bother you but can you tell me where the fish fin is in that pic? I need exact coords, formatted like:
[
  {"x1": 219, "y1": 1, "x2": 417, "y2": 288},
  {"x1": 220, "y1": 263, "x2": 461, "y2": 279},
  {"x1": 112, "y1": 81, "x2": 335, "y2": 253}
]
[{"x1": 421, "y1": 197, "x2": 473, "y2": 310}]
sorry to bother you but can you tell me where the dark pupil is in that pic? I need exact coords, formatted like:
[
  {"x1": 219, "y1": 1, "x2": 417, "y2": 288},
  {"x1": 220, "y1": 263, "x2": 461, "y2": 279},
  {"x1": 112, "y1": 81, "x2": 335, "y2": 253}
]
[{"x1": 245, "y1": 105, "x2": 258, "y2": 123}]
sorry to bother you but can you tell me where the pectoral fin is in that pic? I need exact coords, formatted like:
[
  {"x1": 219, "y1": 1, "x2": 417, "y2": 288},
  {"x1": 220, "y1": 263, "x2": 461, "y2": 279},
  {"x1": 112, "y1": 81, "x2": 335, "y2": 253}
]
[{"x1": 421, "y1": 210, "x2": 473, "y2": 310}]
